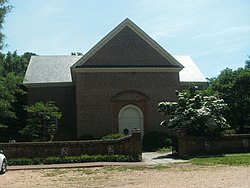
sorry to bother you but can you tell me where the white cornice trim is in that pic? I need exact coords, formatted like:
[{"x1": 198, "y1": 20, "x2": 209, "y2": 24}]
[
  {"x1": 73, "y1": 67, "x2": 182, "y2": 73},
  {"x1": 180, "y1": 81, "x2": 208, "y2": 85},
  {"x1": 71, "y1": 18, "x2": 183, "y2": 69},
  {"x1": 24, "y1": 82, "x2": 74, "y2": 88}
]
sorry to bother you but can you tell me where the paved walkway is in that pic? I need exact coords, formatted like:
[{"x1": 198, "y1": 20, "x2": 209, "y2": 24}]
[
  {"x1": 7, "y1": 152, "x2": 189, "y2": 171},
  {"x1": 142, "y1": 152, "x2": 188, "y2": 165}
]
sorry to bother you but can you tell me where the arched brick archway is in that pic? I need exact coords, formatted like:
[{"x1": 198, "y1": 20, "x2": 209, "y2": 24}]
[{"x1": 111, "y1": 90, "x2": 149, "y2": 136}]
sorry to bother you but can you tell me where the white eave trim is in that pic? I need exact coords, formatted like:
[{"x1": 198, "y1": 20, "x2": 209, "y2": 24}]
[
  {"x1": 73, "y1": 67, "x2": 182, "y2": 73},
  {"x1": 24, "y1": 82, "x2": 74, "y2": 88}
]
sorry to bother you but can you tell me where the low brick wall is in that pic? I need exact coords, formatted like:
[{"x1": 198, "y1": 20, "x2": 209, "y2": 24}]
[
  {"x1": 177, "y1": 131, "x2": 250, "y2": 157},
  {"x1": 0, "y1": 130, "x2": 142, "y2": 159}
]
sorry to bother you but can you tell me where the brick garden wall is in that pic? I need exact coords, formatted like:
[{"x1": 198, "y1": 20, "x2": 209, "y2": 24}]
[
  {"x1": 0, "y1": 130, "x2": 141, "y2": 159},
  {"x1": 177, "y1": 130, "x2": 250, "y2": 157}
]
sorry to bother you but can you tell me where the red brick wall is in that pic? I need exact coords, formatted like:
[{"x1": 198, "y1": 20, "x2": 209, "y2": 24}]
[{"x1": 75, "y1": 72, "x2": 179, "y2": 138}]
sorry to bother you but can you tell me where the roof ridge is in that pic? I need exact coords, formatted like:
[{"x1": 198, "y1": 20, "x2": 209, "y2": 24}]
[{"x1": 32, "y1": 55, "x2": 83, "y2": 57}]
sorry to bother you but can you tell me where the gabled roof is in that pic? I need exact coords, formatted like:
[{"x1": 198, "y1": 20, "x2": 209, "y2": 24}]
[
  {"x1": 72, "y1": 18, "x2": 183, "y2": 69},
  {"x1": 175, "y1": 56, "x2": 207, "y2": 83},
  {"x1": 23, "y1": 55, "x2": 81, "y2": 85}
]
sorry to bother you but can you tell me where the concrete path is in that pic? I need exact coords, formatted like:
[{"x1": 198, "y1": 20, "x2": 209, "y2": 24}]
[
  {"x1": 142, "y1": 152, "x2": 189, "y2": 165},
  {"x1": 7, "y1": 152, "x2": 189, "y2": 171}
]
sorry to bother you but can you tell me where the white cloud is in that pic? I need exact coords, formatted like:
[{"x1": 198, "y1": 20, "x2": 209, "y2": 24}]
[{"x1": 191, "y1": 25, "x2": 250, "y2": 39}]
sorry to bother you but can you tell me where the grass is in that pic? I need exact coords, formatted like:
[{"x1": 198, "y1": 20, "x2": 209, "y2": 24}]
[
  {"x1": 43, "y1": 165, "x2": 172, "y2": 177},
  {"x1": 190, "y1": 153, "x2": 250, "y2": 166},
  {"x1": 44, "y1": 169, "x2": 69, "y2": 177},
  {"x1": 102, "y1": 165, "x2": 171, "y2": 172}
]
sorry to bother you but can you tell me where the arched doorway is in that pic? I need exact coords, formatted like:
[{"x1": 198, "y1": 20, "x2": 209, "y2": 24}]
[{"x1": 118, "y1": 104, "x2": 144, "y2": 137}]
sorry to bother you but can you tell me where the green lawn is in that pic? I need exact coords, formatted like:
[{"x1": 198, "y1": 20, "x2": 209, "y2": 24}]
[{"x1": 190, "y1": 153, "x2": 250, "y2": 166}]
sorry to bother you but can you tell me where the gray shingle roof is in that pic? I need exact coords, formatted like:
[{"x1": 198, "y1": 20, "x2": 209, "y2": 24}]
[
  {"x1": 174, "y1": 56, "x2": 207, "y2": 83},
  {"x1": 23, "y1": 55, "x2": 206, "y2": 85},
  {"x1": 23, "y1": 55, "x2": 81, "y2": 84}
]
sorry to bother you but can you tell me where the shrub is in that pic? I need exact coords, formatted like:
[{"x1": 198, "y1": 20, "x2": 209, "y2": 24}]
[
  {"x1": 7, "y1": 154, "x2": 141, "y2": 165},
  {"x1": 223, "y1": 129, "x2": 236, "y2": 136},
  {"x1": 143, "y1": 131, "x2": 172, "y2": 151},
  {"x1": 19, "y1": 101, "x2": 62, "y2": 141},
  {"x1": 101, "y1": 133, "x2": 124, "y2": 140},
  {"x1": 158, "y1": 86, "x2": 230, "y2": 136}
]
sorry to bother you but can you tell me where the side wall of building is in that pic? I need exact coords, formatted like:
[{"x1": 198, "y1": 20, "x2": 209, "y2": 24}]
[
  {"x1": 27, "y1": 86, "x2": 76, "y2": 140},
  {"x1": 75, "y1": 71, "x2": 180, "y2": 138}
]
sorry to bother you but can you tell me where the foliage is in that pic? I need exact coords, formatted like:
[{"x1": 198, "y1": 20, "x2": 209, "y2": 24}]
[
  {"x1": 191, "y1": 153, "x2": 250, "y2": 166},
  {"x1": 7, "y1": 154, "x2": 141, "y2": 165},
  {"x1": 245, "y1": 56, "x2": 250, "y2": 68},
  {"x1": 0, "y1": 73, "x2": 23, "y2": 125},
  {"x1": 0, "y1": 0, "x2": 12, "y2": 50},
  {"x1": 206, "y1": 67, "x2": 250, "y2": 132},
  {"x1": 19, "y1": 101, "x2": 62, "y2": 141},
  {"x1": 71, "y1": 52, "x2": 83, "y2": 56},
  {"x1": 0, "y1": 51, "x2": 31, "y2": 128},
  {"x1": 158, "y1": 87, "x2": 230, "y2": 136},
  {"x1": 0, "y1": 72, "x2": 23, "y2": 142},
  {"x1": 143, "y1": 131, "x2": 172, "y2": 151},
  {"x1": 101, "y1": 133, "x2": 125, "y2": 140},
  {"x1": 0, "y1": 51, "x2": 36, "y2": 141},
  {"x1": 0, "y1": 0, "x2": 36, "y2": 141}
]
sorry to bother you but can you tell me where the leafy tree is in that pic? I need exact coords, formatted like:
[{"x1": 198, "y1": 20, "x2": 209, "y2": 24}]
[
  {"x1": 158, "y1": 87, "x2": 230, "y2": 136},
  {"x1": 0, "y1": 51, "x2": 37, "y2": 141},
  {"x1": 71, "y1": 52, "x2": 83, "y2": 56},
  {"x1": 20, "y1": 102, "x2": 62, "y2": 141},
  {"x1": 0, "y1": 73, "x2": 23, "y2": 123},
  {"x1": 0, "y1": 1, "x2": 35, "y2": 141},
  {"x1": 0, "y1": 0, "x2": 12, "y2": 50},
  {"x1": 245, "y1": 56, "x2": 250, "y2": 68},
  {"x1": 0, "y1": 51, "x2": 35, "y2": 76},
  {"x1": 207, "y1": 67, "x2": 250, "y2": 132},
  {"x1": 0, "y1": 72, "x2": 24, "y2": 141}
]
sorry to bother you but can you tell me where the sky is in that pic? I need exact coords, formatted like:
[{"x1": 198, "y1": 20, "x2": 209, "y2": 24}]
[{"x1": 2, "y1": 0, "x2": 250, "y2": 78}]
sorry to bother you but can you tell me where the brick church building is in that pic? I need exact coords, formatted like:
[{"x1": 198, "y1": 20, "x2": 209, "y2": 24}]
[{"x1": 24, "y1": 19, "x2": 206, "y2": 140}]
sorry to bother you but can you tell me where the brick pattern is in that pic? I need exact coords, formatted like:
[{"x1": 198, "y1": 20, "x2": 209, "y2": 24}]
[
  {"x1": 80, "y1": 26, "x2": 174, "y2": 67},
  {"x1": 0, "y1": 130, "x2": 142, "y2": 158},
  {"x1": 177, "y1": 131, "x2": 250, "y2": 157},
  {"x1": 76, "y1": 72, "x2": 180, "y2": 138}
]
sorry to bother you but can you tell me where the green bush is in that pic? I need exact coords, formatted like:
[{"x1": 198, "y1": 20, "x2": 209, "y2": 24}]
[
  {"x1": 223, "y1": 129, "x2": 236, "y2": 136},
  {"x1": 101, "y1": 133, "x2": 124, "y2": 140},
  {"x1": 158, "y1": 86, "x2": 230, "y2": 136},
  {"x1": 143, "y1": 131, "x2": 172, "y2": 151},
  {"x1": 7, "y1": 154, "x2": 141, "y2": 165}
]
